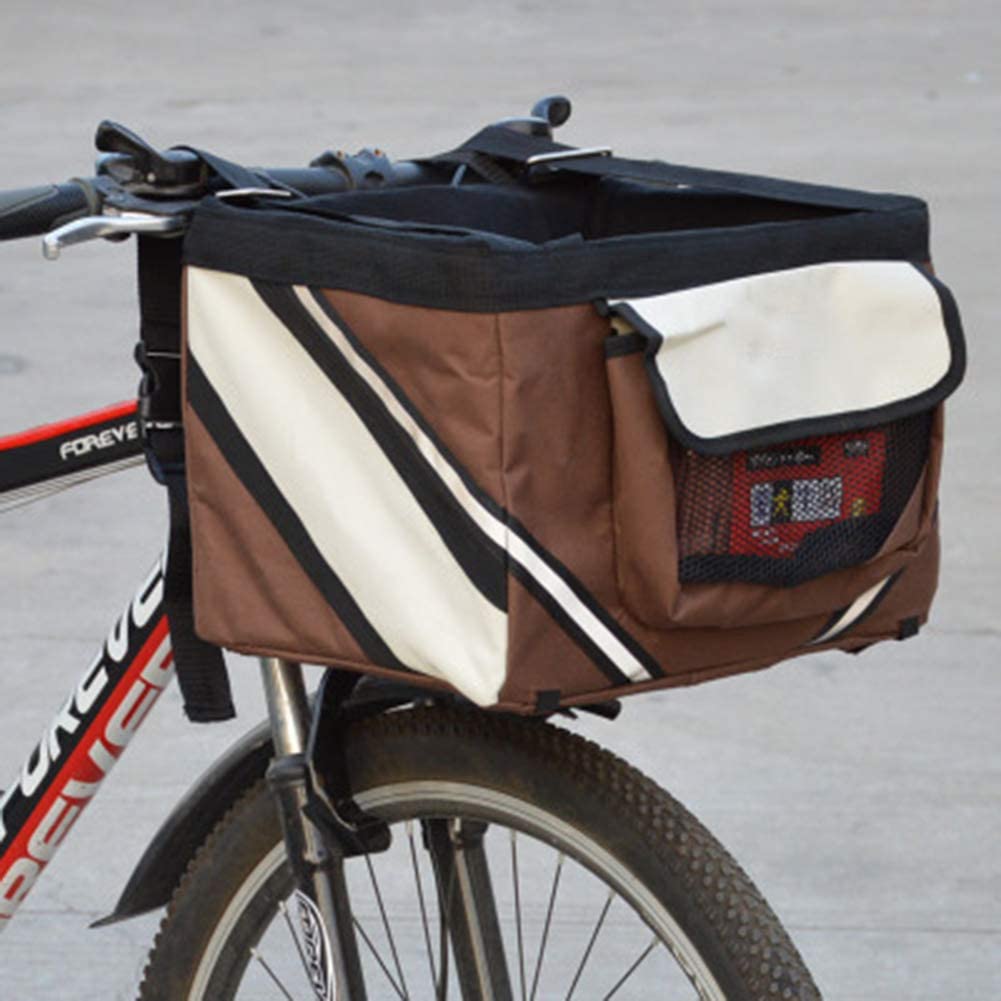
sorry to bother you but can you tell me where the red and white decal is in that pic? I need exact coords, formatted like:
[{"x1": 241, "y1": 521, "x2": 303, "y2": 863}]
[
  {"x1": 0, "y1": 400, "x2": 137, "y2": 454},
  {"x1": 0, "y1": 559, "x2": 174, "y2": 931}
]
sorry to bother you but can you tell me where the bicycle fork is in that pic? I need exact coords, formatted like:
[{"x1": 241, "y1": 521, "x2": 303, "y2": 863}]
[
  {"x1": 260, "y1": 656, "x2": 369, "y2": 1001},
  {"x1": 260, "y1": 659, "x2": 515, "y2": 1001}
]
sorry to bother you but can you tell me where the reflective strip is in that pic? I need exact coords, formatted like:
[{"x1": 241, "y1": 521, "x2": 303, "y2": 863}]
[{"x1": 809, "y1": 574, "x2": 895, "y2": 645}]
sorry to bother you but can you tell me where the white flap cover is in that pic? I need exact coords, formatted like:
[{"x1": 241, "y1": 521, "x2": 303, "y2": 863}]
[{"x1": 615, "y1": 261, "x2": 963, "y2": 454}]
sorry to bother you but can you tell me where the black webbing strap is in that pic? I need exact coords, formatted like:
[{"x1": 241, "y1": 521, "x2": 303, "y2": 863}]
[
  {"x1": 137, "y1": 235, "x2": 234, "y2": 723},
  {"x1": 136, "y1": 236, "x2": 183, "y2": 433},
  {"x1": 174, "y1": 146, "x2": 272, "y2": 192},
  {"x1": 433, "y1": 125, "x2": 921, "y2": 213},
  {"x1": 163, "y1": 471, "x2": 235, "y2": 722}
]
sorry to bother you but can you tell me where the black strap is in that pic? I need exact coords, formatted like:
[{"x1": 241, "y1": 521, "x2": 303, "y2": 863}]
[
  {"x1": 433, "y1": 125, "x2": 923, "y2": 213},
  {"x1": 136, "y1": 236, "x2": 182, "y2": 433},
  {"x1": 136, "y1": 235, "x2": 234, "y2": 723},
  {"x1": 164, "y1": 470, "x2": 236, "y2": 722},
  {"x1": 174, "y1": 146, "x2": 271, "y2": 192}
]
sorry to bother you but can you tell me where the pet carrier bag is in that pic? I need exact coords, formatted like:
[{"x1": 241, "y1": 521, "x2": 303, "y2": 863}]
[{"x1": 179, "y1": 127, "x2": 964, "y2": 712}]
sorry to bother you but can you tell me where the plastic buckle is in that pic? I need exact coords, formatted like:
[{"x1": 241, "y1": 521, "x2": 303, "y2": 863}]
[
  {"x1": 135, "y1": 343, "x2": 184, "y2": 485},
  {"x1": 135, "y1": 344, "x2": 182, "y2": 426}
]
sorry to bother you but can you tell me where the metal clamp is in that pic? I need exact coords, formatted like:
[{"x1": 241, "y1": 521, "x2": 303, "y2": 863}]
[
  {"x1": 525, "y1": 146, "x2": 613, "y2": 167},
  {"x1": 42, "y1": 212, "x2": 186, "y2": 260},
  {"x1": 216, "y1": 187, "x2": 295, "y2": 202}
]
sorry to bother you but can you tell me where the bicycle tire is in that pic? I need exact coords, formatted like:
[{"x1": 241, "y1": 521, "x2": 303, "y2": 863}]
[{"x1": 136, "y1": 707, "x2": 821, "y2": 1000}]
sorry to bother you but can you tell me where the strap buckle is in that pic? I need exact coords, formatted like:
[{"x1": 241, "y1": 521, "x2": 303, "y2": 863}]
[{"x1": 135, "y1": 345, "x2": 182, "y2": 425}]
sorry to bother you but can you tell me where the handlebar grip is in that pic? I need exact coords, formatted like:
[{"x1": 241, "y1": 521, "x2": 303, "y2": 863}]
[{"x1": 0, "y1": 181, "x2": 92, "y2": 241}]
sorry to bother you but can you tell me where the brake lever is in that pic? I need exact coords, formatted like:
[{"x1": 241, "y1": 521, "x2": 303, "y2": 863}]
[{"x1": 42, "y1": 212, "x2": 186, "y2": 260}]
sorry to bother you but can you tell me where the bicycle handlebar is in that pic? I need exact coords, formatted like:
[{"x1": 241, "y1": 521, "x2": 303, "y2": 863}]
[
  {"x1": 261, "y1": 160, "x2": 434, "y2": 196},
  {"x1": 0, "y1": 182, "x2": 94, "y2": 240},
  {"x1": 0, "y1": 94, "x2": 574, "y2": 247},
  {"x1": 0, "y1": 159, "x2": 439, "y2": 247}
]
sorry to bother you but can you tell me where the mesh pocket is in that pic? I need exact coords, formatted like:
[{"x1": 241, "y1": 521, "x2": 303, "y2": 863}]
[{"x1": 677, "y1": 412, "x2": 932, "y2": 587}]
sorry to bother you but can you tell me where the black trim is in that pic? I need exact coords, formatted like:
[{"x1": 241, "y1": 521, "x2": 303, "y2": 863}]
[
  {"x1": 679, "y1": 512, "x2": 898, "y2": 589},
  {"x1": 187, "y1": 359, "x2": 409, "y2": 673},
  {"x1": 183, "y1": 194, "x2": 929, "y2": 314},
  {"x1": 613, "y1": 262, "x2": 964, "y2": 457},
  {"x1": 441, "y1": 125, "x2": 925, "y2": 213},
  {"x1": 811, "y1": 603, "x2": 850, "y2": 645},
  {"x1": 307, "y1": 289, "x2": 663, "y2": 684},
  {"x1": 505, "y1": 510, "x2": 664, "y2": 681},
  {"x1": 254, "y1": 281, "x2": 508, "y2": 612},
  {"x1": 508, "y1": 562, "x2": 631, "y2": 687},
  {"x1": 898, "y1": 616, "x2": 921, "y2": 640},
  {"x1": 307, "y1": 288, "x2": 510, "y2": 524},
  {"x1": 604, "y1": 331, "x2": 645, "y2": 358},
  {"x1": 534, "y1": 690, "x2": 562, "y2": 714}
]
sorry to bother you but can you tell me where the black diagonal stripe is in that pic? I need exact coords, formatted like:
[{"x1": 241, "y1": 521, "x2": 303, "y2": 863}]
[
  {"x1": 187, "y1": 358, "x2": 407, "y2": 673},
  {"x1": 505, "y1": 511, "x2": 664, "y2": 681},
  {"x1": 252, "y1": 280, "x2": 508, "y2": 613},
  {"x1": 308, "y1": 288, "x2": 663, "y2": 683},
  {"x1": 508, "y1": 564, "x2": 628, "y2": 687}
]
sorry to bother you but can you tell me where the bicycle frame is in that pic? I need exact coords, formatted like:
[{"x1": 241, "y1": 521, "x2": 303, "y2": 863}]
[
  {"x1": 0, "y1": 401, "x2": 175, "y2": 932},
  {"x1": 0, "y1": 400, "x2": 372, "y2": 1000}
]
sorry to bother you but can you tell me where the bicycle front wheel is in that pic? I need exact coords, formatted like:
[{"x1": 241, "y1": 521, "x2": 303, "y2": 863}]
[{"x1": 138, "y1": 707, "x2": 820, "y2": 1000}]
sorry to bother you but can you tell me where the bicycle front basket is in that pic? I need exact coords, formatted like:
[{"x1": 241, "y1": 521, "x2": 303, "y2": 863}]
[{"x1": 179, "y1": 143, "x2": 964, "y2": 712}]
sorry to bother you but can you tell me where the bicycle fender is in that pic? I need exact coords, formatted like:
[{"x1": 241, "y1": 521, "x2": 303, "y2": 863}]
[
  {"x1": 92, "y1": 719, "x2": 274, "y2": 927},
  {"x1": 94, "y1": 673, "x2": 428, "y2": 926}
]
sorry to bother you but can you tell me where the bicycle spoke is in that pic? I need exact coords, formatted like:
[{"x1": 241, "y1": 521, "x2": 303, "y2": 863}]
[
  {"x1": 407, "y1": 819, "x2": 439, "y2": 989},
  {"x1": 352, "y1": 916, "x2": 408, "y2": 1001},
  {"x1": 528, "y1": 851, "x2": 564, "y2": 1001},
  {"x1": 511, "y1": 830, "x2": 527, "y2": 1001},
  {"x1": 564, "y1": 890, "x2": 614, "y2": 1001},
  {"x1": 249, "y1": 946, "x2": 297, "y2": 1001},
  {"x1": 600, "y1": 937, "x2": 659, "y2": 1000},
  {"x1": 365, "y1": 852, "x2": 411, "y2": 999}
]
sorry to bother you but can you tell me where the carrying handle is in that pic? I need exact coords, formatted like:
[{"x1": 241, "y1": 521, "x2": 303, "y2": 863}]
[{"x1": 434, "y1": 124, "x2": 922, "y2": 213}]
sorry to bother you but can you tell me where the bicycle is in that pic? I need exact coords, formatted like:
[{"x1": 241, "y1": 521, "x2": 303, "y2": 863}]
[{"x1": 1, "y1": 97, "x2": 839, "y2": 1000}]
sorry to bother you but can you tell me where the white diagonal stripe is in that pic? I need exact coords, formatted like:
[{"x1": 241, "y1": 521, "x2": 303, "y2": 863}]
[
  {"x1": 187, "y1": 268, "x2": 508, "y2": 706},
  {"x1": 295, "y1": 286, "x2": 654, "y2": 683},
  {"x1": 809, "y1": 575, "x2": 892, "y2": 645}
]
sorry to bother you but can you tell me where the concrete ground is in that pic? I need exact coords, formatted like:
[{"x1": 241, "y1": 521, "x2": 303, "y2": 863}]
[{"x1": 0, "y1": 1, "x2": 997, "y2": 997}]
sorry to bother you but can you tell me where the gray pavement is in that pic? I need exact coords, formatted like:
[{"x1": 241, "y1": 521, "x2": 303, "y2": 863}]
[{"x1": 0, "y1": 1, "x2": 998, "y2": 997}]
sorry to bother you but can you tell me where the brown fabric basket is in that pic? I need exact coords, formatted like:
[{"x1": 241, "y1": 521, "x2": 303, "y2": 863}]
[{"x1": 179, "y1": 146, "x2": 964, "y2": 712}]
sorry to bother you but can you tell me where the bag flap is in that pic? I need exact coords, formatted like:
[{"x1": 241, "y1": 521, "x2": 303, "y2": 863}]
[{"x1": 611, "y1": 261, "x2": 964, "y2": 455}]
